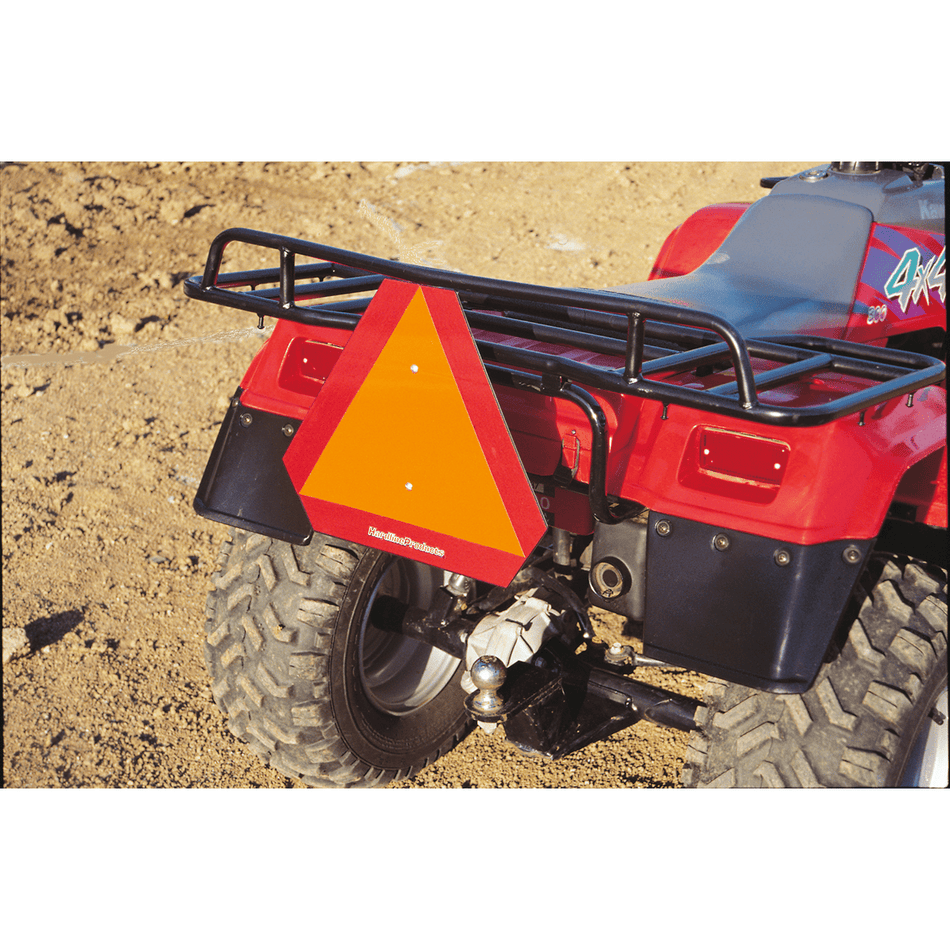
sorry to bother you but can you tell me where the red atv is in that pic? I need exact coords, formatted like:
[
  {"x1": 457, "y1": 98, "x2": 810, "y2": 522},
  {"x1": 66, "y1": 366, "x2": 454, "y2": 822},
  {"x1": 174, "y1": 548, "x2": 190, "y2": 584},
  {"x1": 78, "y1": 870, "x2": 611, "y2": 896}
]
[{"x1": 184, "y1": 162, "x2": 947, "y2": 788}]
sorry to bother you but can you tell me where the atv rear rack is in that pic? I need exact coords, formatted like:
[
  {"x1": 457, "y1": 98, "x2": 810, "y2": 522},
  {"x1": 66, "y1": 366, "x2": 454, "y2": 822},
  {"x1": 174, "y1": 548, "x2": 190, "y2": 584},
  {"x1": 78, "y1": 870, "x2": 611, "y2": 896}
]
[{"x1": 185, "y1": 228, "x2": 946, "y2": 432}]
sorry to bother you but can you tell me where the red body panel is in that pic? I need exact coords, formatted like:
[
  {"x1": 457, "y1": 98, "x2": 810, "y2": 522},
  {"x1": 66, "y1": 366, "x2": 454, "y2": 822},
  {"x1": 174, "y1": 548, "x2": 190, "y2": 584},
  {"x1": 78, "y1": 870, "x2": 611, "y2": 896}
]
[
  {"x1": 648, "y1": 203, "x2": 749, "y2": 279},
  {"x1": 238, "y1": 317, "x2": 947, "y2": 544},
  {"x1": 846, "y1": 224, "x2": 946, "y2": 345},
  {"x1": 893, "y1": 445, "x2": 948, "y2": 526},
  {"x1": 605, "y1": 385, "x2": 946, "y2": 542},
  {"x1": 239, "y1": 319, "x2": 348, "y2": 416}
]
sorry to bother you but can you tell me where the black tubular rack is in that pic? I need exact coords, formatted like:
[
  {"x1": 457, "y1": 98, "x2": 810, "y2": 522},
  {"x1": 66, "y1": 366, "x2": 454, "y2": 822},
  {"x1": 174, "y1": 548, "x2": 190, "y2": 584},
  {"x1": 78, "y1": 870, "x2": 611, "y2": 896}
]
[{"x1": 185, "y1": 228, "x2": 946, "y2": 432}]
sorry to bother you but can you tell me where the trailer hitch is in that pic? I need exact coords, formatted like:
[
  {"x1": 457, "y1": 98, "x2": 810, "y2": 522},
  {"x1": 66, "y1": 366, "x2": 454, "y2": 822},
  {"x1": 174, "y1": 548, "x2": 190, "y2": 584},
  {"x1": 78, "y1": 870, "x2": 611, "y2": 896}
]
[
  {"x1": 464, "y1": 641, "x2": 701, "y2": 759},
  {"x1": 369, "y1": 563, "x2": 584, "y2": 663},
  {"x1": 371, "y1": 567, "x2": 701, "y2": 759}
]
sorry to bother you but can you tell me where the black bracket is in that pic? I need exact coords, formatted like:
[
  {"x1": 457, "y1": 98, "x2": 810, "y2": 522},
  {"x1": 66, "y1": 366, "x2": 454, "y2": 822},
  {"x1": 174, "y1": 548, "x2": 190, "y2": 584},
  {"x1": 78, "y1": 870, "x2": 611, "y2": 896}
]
[{"x1": 464, "y1": 643, "x2": 700, "y2": 760}]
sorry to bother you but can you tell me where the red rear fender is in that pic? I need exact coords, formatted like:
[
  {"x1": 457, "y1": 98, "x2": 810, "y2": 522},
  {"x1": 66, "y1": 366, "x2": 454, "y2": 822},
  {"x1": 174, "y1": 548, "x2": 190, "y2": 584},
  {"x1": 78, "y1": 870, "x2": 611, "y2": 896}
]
[
  {"x1": 606, "y1": 384, "x2": 947, "y2": 543},
  {"x1": 649, "y1": 203, "x2": 750, "y2": 280}
]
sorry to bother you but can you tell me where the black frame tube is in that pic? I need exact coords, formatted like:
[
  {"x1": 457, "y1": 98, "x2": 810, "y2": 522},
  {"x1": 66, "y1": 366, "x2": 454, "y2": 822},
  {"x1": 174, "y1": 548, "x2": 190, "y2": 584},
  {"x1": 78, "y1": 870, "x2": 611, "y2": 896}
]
[
  {"x1": 486, "y1": 366, "x2": 619, "y2": 524},
  {"x1": 585, "y1": 667, "x2": 700, "y2": 731},
  {"x1": 625, "y1": 310, "x2": 645, "y2": 383}
]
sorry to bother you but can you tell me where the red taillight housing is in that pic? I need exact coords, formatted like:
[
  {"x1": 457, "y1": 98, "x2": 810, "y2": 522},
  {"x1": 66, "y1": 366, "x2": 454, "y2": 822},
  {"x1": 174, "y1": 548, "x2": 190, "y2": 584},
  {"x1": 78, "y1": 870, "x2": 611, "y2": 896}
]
[
  {"x1": 680, "y1": 426, "x2": 790, "y2": 503},
  {"x1": 277, "y1": 336, "x2": 343, "y2": 399},
  {"x1": 700, "y1": 427, "x2": 789, "y2": 484}
]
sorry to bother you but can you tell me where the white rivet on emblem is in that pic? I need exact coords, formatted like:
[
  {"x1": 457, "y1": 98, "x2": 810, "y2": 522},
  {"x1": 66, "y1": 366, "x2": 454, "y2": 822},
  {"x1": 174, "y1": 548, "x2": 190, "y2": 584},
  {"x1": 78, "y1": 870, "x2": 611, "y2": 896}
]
[
  {"x1": 410, "y1": 364, "x2": 419, "y2": 374},
  {"x1": 405, "y1": 482, "x2": 413, "y2": 491}
]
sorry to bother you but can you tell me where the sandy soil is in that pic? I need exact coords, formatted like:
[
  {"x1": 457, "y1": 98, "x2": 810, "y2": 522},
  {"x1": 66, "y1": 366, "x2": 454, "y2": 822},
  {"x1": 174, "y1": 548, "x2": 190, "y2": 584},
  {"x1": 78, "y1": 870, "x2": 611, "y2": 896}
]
[{"x1": 2, "y1": 160, "x2": 810, "y2": 788}]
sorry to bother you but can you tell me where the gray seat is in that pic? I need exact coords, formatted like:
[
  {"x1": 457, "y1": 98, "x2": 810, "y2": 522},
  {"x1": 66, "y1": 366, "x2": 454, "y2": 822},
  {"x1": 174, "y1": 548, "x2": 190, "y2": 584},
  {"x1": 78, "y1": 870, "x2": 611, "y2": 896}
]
[{"x1": 610, "y1": 194, "x2": 873, "y2": 339}]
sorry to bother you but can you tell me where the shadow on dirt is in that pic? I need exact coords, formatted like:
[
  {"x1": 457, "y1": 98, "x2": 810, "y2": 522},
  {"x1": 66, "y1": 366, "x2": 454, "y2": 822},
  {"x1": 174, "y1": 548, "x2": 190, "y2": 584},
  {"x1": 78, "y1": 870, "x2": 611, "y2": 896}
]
[{"x1": 24, "y1": 609, "x2": 85, "y2": 651}]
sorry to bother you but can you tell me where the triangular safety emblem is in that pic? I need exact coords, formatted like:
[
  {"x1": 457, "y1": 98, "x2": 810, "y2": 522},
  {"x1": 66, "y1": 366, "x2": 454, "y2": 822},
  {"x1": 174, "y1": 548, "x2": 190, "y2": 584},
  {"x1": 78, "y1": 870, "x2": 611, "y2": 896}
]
[{"x1": 282, "y1": 280, "x2": 547, "y2": 586}]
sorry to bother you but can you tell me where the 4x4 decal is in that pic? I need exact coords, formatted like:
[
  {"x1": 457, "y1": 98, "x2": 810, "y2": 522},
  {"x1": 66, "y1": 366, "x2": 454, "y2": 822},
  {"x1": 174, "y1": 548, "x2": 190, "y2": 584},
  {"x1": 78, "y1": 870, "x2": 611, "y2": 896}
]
[{"x1": 884, "y1": 246, "x2": 946, "y2": 312}]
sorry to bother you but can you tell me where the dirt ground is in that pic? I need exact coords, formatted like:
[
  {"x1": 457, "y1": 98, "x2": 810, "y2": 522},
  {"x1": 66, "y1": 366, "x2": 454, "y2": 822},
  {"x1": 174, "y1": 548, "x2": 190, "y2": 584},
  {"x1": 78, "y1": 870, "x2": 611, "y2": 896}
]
[{"x1": 2, "y1": 160, "x2": 811, "y2": 789}]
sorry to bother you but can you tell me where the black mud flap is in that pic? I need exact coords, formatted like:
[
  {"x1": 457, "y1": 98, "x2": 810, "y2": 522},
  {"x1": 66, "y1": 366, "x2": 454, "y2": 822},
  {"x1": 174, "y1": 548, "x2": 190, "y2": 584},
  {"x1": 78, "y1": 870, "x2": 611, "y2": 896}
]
[
  {"x1": 643, "y1": 512, "x2": 873, "y2": 693},
  {"x1": 194, "y1": 389, "x2": 313, "y2": 545}
]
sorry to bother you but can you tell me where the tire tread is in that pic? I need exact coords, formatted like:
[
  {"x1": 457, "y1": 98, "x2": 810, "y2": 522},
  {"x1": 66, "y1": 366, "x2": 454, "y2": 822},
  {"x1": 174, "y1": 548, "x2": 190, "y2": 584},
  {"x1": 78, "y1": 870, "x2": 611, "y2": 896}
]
[
  {"x1": 683, "y1": 556, "x2": 948, "y2": 788},
  {"x1": 203, "y1": 528, "x2": 469, "y2": 788}
]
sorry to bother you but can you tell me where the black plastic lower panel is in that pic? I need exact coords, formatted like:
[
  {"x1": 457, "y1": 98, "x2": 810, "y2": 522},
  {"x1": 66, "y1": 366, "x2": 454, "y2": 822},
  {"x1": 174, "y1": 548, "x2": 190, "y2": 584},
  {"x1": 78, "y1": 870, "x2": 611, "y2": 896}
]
[
  {"x1": 643, "y1": 512, "x2": 872, "y2": 693},
  {"x1": 193, "y1": 389, "x2": 313, "y2": 545}
]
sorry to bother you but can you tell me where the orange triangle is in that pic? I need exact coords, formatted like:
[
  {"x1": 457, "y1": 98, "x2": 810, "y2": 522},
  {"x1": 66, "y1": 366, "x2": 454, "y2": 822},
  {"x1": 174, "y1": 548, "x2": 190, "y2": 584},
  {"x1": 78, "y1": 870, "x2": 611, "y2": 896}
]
[{"x1": 300, "y1": 287, "x2": 526, "y2": 557}]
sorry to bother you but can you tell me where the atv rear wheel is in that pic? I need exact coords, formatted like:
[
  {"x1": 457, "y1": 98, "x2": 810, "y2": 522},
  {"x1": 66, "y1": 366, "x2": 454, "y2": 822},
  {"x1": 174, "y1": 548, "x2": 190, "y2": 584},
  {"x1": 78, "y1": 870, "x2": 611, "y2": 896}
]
[
  {"x1": 682, "y1": 556, "x2": 948, "y2": 788},
  {"x1": 203, "y1": 529, "x2": 471, "y2": 787}
]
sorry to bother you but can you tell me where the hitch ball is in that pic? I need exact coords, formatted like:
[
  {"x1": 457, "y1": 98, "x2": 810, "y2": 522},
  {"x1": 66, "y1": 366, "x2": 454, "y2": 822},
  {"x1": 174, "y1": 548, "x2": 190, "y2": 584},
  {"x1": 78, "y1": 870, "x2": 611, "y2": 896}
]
[{"x1": 470, "y1": 656, "x2": 507, "y2": 714}]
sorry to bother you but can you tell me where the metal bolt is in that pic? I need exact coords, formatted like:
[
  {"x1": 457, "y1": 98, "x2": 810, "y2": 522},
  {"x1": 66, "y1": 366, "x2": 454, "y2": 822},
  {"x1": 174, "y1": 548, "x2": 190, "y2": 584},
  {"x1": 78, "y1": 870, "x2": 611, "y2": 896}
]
[
  {"x1": 445, "y1": 573, "x2": 470, "y2": 598},
  {"x1": 774, "y1": 549, "x2": 791, "y2": 567},
  {"x1": 282, "y1": 424, "x2": 295, "y2": 438},
  {"x1": 655, "y1": 520, "x2": 672, "y2": 537},
  {"x1": 239, "y1": 413, "x2": 252, "y2": 427},
  {"x1": 405, "y1": 482, "x2": 413, "y2": 491},
  {"x1": 604, "y1": 641, "x2": 634, "y2": 666},
  {"x1": 842, "y1": 545, "x2": 862, "y2": 565},
  {"x1": 713, "y1": 533, "x2": 731, "y2": 552},
  {"x1": 410, "y1": 364, "x2": 419, "y2": 374}
]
